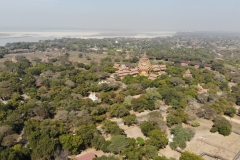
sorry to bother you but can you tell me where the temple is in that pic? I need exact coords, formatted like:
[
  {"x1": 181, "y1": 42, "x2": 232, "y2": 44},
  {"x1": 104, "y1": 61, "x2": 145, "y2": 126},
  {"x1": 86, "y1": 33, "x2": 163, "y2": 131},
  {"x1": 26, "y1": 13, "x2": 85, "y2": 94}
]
[
  {"x1": 183, "y1": 69, "x2": 193, "y2": 78},
  {"x1": 197, "y1": 83, "x2": 208, "y2": 94},
  {"x1": 114, "y1": 52, "x2": 167, "y2": 80}
]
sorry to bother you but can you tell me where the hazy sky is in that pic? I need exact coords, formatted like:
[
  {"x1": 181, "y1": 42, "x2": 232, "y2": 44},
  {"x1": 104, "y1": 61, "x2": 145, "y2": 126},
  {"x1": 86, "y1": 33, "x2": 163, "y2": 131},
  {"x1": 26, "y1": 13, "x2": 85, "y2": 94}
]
[{"x1": 1, "y1": 0, "x2": 240, "y2": 32}]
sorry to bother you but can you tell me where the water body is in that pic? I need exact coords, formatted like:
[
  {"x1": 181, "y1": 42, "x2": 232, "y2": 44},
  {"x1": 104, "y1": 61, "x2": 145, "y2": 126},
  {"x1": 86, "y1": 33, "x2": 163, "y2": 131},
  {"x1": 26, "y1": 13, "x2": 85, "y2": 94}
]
[{"x1": 0, "y1": 31, "x2": 176, "y2": 46}]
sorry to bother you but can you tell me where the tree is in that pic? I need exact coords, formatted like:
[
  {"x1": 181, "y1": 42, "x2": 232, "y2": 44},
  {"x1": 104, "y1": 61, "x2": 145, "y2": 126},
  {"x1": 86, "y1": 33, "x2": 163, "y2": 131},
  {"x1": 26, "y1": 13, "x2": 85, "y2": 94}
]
[
  {"x1": 0, "y1": 81, "x2": 14, "y2": 99},
  {"x1": 130, "y1": 56, "x2": 139, "y2": 63},
  {"x1": 1, "y1": 134, "x2": 19, "y2": 147},
  {"x1": 55, "y1": 150, "x2": 69, "y2": 160},
  {"x1": 127, "y1": 83, "x2": 144, "y2": 95},
  {"x1": 146, "y1": 129, "x2": 168, "y2": 149},
  {"x1": 180, "y1": 151, "x2": 203, "y2": 160},
  {"x1": 30, "y1": 132, "x2": 57, "y2": 160},
  {"x1": 145, "y1": 88, "x2": 162, "y2": 100},
  {"x1": 76, "y1": 124, "x2": 97, "y2": 147},
  {"x1": 136, "y1": 137, "x2": 145, "y2": 146},
  {"x1": 154, "y1": 156, "x2": 171, "y2": 160},
  {"x1": 144, "y1": 145, "x2": 158, "y2": 159},
  {"x1": 140, "y1": 122, "x2": 158, "y2": 136},
  {"x1": 110, "y1": 104, "x2": 129, "y2": 118},
  {"x1": 121, "y1": 138, "x2": 144, "y2": 160},
  {"x1": 78, "y1": 53, "x2": 83, "y2": 58},
  {"x1": 0, "y1": 148, "x2": 30, "y2": 160},
  {"x1": 91, "y1": 134, "x2": 105, "y2": 150},
  {"x1": 27, "y1": 67, "x2": 41, "y2": 76},
  {"x1": 196, "y1": 93, "x2": 209, "y2": 104},
  {"x1": 170, "y1": 126, "x2": 194, "y2": 150},
  {"x1": 59, "y1": 134, "x2": 83, "y2": 154},
  {"x1": 224, "y1": 106, "x2": 236, "y2": 117},
  {"x1": 148, "y1": 111, "x2": 166, "y2": 130},
  {"x1": 100, "y1": 141, "x2": 111, "y2": 153},
  {"x1": 166, "y1": 109, "x2": 188, "y2": 127},
  {"x1": 131, "y1": 96, "x2": 148, "y2": 112},
  {"x1": 170, "y1": 77, "x2": 185, "y2": 86},
  {"x1": 211, "y1": 116, "x2": 232, "y2": 136},
  {"x1": 108, "y1": 135, "x2": 129, "y2": 154},
  {"x1": 64, "y1": 80, "x2": 75, "y2": 88},
  {"x1": 102, "y1": 120, "x2": 124, "y2": 136},
  {"x1": 161, "y1": 88, "x2": 183, "y2": 105},
  {"x1": 196, "y1": 105, "x2": 216, "y2": 120},
  {"x1": 191, "y1": 121, "x2": 200, "y2": 127},
  {"x1": 122, "y1": 114, "x2": 137, "y2": 126}
]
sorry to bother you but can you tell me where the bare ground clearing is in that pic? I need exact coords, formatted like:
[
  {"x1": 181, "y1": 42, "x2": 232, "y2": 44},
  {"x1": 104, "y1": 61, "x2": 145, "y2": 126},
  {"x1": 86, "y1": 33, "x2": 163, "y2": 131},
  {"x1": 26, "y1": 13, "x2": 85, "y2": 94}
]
[
  {"x1": 0, "y1": 51, "x2": 108, "y2": 64},
  {"x1": 184, "y1": 118, "x2": 240, "y2": 160}
]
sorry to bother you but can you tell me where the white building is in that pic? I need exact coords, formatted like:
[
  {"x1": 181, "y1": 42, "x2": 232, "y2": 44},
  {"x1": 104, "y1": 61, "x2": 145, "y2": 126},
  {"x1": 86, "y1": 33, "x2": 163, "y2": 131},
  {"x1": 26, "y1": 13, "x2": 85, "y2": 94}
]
[
  {"x1": 88, "y1": 92, "x2": 99, "y2": 101},
  {"x1": 98, "y1": 80, "x2": 110, "y2": 85}
]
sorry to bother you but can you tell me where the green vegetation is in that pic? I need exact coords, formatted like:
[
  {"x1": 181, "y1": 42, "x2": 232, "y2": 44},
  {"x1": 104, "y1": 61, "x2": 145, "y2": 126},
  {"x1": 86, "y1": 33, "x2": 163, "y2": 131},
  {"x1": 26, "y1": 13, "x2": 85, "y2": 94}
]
[
  {"x1": 211, "y1": 116, "x2": 232, "y2": 136},
  {"x1": 191, "y1": 121, "x2": 200, "y2": 127},
  {"x1": 180, "y1": 151, "x2": 204, "y2": 160},
  {"x1": 169, "y1": 126, "x2": 194, "y2": 150},
  {"x1": 1, "y1": 33, "x2": 240, "y2": 159}
]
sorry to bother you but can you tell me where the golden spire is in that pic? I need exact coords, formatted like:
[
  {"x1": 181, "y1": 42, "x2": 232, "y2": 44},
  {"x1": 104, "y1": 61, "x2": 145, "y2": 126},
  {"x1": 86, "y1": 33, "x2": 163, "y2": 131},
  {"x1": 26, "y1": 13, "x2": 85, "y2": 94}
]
[{"x1": 143, "y1": 51, "x2": 147, "y2": 58}]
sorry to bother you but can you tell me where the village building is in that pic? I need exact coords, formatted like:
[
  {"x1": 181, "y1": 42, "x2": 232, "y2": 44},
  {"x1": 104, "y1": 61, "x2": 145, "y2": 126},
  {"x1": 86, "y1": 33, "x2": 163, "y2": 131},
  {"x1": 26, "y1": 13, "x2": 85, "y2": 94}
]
[
  {"x1": 130, "y1": 68, "x2": 139, "y2": 75},
  {"x1": 113, "y1": 63, "x2": 120, "y2": 69},
  {"x1": 181, "y1": 61, "x2": 190, "y2": 66},
  {"x1": 88, "y1": 92, "x2": 99, "y2": 101},
  {"x1": 148, "y1": 73, "x2": 158, "y2": 80},
  {"x1": 159, "y1": 65, "x2": 167, "y2": 71},
  {"x1": 205, "y1": 64, "x2": 212, "y2": 70},
  {"x1": 89, "y1": 44, "x2": 98, "y2": 52},
  {"x1": 152, "y1": 65, "x2": 161, "y2": 72},
  {"x1": 194, "y1": 62, "x2": 201, "y2": 69}
]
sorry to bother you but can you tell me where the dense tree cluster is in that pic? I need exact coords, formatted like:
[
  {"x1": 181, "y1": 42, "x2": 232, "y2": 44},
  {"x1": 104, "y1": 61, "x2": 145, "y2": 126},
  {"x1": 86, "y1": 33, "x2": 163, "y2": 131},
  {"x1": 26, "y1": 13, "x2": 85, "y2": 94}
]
[
  {"x1": 1, "y1": 33, "x2": 240, "y2": 159},
  {"x1": 169, "y1": 126, "x2": 195, "y2": 150},
  {"x1": 210, "y1": 116, "x2": 232, "y2": 136}
]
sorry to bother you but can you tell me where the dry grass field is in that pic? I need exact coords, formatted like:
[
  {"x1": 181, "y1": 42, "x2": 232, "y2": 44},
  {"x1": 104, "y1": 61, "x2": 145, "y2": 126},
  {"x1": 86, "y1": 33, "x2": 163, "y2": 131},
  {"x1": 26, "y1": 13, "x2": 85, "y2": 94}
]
[
  {"x1": 159, "y1": 118, "x2": 240, "y2": 160},
  {"x1": 0, "y1": 51, "x2": 109, "y2": 64},
  {"x1": 68, "y1": 51, "x2": 109, "y2": 64},
  {"x1": 184, "y1": 118, "x2": 240, "y2": 160}
]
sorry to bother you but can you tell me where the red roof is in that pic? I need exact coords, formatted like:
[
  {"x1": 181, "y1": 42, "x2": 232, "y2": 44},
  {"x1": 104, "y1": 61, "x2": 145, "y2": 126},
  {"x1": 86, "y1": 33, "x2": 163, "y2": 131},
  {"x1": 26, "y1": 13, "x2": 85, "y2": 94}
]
[
  {"x1": 153, "y1": 68, "x2": 161, "y2": 72},
  {"x1": 73, "y1": 153, "x2": 97, "y2": 160},
  {"x1": 181, "y1": 61, "x2": 189, "y2": 64},
  {"x1": 205, "y1": 64, "x2": 211, "y2": 67}
]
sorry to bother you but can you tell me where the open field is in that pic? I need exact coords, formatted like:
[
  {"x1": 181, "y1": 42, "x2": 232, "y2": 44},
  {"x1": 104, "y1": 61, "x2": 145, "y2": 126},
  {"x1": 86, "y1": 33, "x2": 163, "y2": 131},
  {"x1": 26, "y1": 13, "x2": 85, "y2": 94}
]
[
  {"x1": 71, "y1": 148, "x2": 107, "y2": 160},
  {"x1": 68, "y1": 51, "x2": 108, "y2": 64},
  {"x1": 158, "y1": 118, "x2": 240, "y2": 160},
  {"x1": 0, "y1": 51, "x2": 109, "y2": 64},
  {"x1": 184, "y1": 119, "x2": 240, "y2": 160}
]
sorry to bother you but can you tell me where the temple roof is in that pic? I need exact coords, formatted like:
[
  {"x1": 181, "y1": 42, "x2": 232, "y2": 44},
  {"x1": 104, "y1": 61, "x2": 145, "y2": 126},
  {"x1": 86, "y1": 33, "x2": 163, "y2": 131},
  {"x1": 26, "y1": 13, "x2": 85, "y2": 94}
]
[{"x1": 138, "y1": 52, "x2": 152, "y2": 73}]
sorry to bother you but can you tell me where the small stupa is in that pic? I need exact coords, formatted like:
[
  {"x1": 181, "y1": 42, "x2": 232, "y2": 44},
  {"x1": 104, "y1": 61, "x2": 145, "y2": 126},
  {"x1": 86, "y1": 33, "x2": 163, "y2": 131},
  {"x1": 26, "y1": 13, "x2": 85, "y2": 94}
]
[
  {"x1": 183, "y1": 69, "x2": 193, "y2": 78},
  {"x1": 88, "y1": 92, "x2": 98, "y2": 101}
]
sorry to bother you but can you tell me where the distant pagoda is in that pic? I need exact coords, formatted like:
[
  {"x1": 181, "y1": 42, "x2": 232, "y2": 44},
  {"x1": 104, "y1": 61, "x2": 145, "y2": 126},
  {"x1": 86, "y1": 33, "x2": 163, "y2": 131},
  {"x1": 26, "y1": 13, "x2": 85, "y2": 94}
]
[
  {"x1": 137, "y1": 52, "x2": 152, "y2": 76},
  {"x1": 114, "y1": 52, "x2": 167, "y2": 80}
]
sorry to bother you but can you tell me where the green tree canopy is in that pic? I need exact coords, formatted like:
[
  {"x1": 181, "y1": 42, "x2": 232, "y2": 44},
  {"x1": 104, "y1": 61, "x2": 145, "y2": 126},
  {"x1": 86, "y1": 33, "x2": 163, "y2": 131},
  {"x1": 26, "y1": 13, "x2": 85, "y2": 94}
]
[
  {"x1": 180, "y1": 151, "x2": 204, "y2": 160},
  {"x1": 59, "y1": 134, "x2": 83, "y2": 154},
  {"x1": 146, "y1": 129, "x2": 168, "y2": 149},
  {"x1": 108, "y1": 135, "x2": 129, "y2": 154}
]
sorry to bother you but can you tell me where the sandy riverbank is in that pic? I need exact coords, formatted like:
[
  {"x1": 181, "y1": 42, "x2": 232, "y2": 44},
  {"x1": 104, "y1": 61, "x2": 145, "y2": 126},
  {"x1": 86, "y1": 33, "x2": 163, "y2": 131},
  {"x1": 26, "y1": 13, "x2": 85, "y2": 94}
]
[{"x1": 0, "y1": 30, "x2": 176, "y2": 46}]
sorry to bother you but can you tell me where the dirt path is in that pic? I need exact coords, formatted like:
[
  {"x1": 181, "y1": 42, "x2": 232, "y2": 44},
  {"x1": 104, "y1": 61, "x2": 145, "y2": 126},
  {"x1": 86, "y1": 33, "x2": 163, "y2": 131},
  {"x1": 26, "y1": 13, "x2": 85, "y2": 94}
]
[{"x1": 224, "y1": 116, "x2": 240, "y2": 125}]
